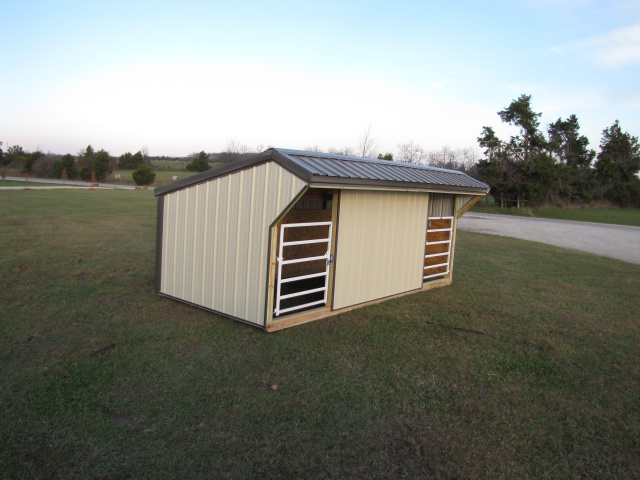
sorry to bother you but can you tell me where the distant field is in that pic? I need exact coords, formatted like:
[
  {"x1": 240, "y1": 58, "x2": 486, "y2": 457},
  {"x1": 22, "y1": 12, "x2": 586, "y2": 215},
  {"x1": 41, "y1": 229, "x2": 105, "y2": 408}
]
[
  {"x1": 471, "y1": 203, "x2": 640, "y2": 227},
  {"x1": 0, "y1": 179, "x2": 78, "y2": 187},
  {"x1": 150, "y1": 160, "x2": 190, "y2": 169},
  {"x1": 1, "y1": 189, "x2": 639, "y2": 479},
  {"x1": 112, "y1": 163, "x2": 220, "y2": 184},
  {"x1": 110, "y1": 169, "x2": 197, "y2": 183}
]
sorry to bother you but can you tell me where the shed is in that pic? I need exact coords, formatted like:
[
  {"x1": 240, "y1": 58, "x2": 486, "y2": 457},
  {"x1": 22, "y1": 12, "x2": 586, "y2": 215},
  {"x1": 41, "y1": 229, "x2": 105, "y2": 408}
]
[{"x1": 154, "y1": 148, "x2": 489, "y2": 331}]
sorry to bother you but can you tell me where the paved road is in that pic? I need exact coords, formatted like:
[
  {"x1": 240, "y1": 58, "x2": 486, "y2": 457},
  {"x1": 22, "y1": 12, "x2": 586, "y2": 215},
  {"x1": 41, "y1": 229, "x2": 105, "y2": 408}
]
[
  {"x1": 3, "y1": 176, "x2": 148, "y2": 190},
  {"x1": 459, "y1": 212, "x2": 640, "y2": 265}
]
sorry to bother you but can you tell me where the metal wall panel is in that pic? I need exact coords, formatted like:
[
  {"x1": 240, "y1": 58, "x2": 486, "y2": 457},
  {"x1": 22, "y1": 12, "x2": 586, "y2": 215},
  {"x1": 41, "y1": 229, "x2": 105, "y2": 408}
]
[
  {"x1": 160, "y1": 162, "x2": 306, "y2": 325},
  {"x1": 457, "y1": 194, "x2": 475, "y2": 213},
  {"x1": 428, "y1": 193, "x2": 455, "y2": 218},
  {"x1": 333, "y1": 190, "x2": 429, "y2": 309}
]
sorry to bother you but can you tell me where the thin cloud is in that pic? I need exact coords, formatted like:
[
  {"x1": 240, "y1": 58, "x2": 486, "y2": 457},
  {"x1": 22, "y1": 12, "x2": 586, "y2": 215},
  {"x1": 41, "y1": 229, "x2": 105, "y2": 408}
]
[{"x1": 566, "y1": 24, "x2": 640, "y2": 67}]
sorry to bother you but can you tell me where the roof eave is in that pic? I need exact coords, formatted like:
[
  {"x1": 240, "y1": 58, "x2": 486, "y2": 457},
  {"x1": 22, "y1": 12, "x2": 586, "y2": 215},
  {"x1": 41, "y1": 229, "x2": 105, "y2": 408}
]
[{"x1": 308, "y1": 175, "x2": 489, "y2": 195}]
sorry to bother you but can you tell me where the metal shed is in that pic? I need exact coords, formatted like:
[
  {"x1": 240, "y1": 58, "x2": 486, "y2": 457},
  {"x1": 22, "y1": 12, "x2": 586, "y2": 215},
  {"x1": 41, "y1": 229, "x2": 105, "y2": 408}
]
[{"x1": 154, "y1": 148, "x2": 489, "y2": 331}]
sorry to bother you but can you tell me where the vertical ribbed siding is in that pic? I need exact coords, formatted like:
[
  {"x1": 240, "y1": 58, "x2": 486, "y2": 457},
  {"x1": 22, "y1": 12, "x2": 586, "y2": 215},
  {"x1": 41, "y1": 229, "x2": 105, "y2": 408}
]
[
  {"x1": 333, "y1": 190, "x2": 429, "y2": 310},
  {"x1": 428, "y1": 193, "x2": 455, "y2": 218},
  {"x1": 160, "y1": 162, "x2": 306, "y2": 325},
  {"x1": 457, "y1": 194, "x2": 475, "y2": 213}
]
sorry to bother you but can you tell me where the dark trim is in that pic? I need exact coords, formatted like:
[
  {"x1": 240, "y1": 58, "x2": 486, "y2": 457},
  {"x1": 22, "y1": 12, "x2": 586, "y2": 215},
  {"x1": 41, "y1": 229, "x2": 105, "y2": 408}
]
[
  {"x1": 270, "y1": 149, "x2": 314, "y2": 182},
  {"x1": 263, "y1": 185, "x2": 310, "y2": 325},
  {"x1": 308, "y1": 176, "x2": 488, "y2": 194},
  {"x1": 329, "y1": 189, "x2": 341, "y2": 311},
  {"x1": 154, "y1": 150, "x2": 273, "y2": 197},
  {"x1": 154, "y1": 196, "x2": 164, "y2": 292},
  {"x1": 157, "y1": 292, "x2": 266, "y2": 330}
]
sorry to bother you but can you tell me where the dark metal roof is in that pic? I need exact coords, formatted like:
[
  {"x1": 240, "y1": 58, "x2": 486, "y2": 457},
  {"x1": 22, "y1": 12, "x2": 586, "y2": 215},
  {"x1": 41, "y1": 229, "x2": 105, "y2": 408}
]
[
  {"x1": 155, "y1": 148, "x2": 489, "y2": 196},
  {"x1": 273, "y1": 149, "x2": 488, "y2": 190}
]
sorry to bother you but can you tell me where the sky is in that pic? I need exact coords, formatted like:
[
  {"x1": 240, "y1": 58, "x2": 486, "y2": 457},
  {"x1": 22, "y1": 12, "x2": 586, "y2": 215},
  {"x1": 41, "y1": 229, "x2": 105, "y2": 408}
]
[{"x1": 1, "y1": 0, "x2": 639, "y2": 158}]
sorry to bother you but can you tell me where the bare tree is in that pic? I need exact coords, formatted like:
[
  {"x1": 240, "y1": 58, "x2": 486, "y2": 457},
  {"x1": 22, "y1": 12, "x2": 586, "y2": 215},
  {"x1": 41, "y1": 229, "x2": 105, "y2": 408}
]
[
  {"x1": 140, "y1": 145, "x2": 150, "y2": 165},
  {"x1": 358, "y1": 125, "x2": 378, "y2": 158},
  {"x1": 397, "y1": 140, "x2": 426, "y2": 164},
  {"x1": 304, "y1": 145, "x2": 323, "y2": 153},
  {"x1": 226, "y1": 138, "x2": 251, "y2": 155},
  {"x1": 424, "y1": 146, "x2": 481, "y2": 172},
  {"x1": 328, "y1": 146, "x2": 355, "y2": 156}
]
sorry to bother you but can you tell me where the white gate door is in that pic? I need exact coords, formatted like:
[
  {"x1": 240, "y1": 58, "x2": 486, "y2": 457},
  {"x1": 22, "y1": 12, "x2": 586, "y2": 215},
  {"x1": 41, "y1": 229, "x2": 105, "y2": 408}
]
[
  {"x1": 274, "y1": 221, "x2": 333, "y2": 317},
  {"x1": 424, "y1": 216, "x2": 453, "y2": 280}
]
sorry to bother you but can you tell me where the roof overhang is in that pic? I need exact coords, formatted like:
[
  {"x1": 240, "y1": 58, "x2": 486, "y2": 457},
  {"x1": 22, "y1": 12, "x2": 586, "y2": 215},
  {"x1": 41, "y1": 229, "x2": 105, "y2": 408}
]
[{"x1": 155, "y1": 148, "x2": 490, "y2": 197}]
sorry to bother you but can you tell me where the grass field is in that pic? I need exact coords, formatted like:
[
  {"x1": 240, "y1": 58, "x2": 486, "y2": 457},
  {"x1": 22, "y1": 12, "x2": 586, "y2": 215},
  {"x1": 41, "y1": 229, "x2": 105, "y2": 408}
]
[
  {"x1": 151, "y1": 160, "x2": 190, "y2": 169},
  {"x1": 1, "y1": 189, "x2": 639, "y2": 479},
  {"x1": 110, "y1": 165, "x2": 219, "y2": 184},
  {"x1": 471, "y1": 202, "x2": 640, "y2": 227},
  {"x1": 0, "y1": 180, "x2": 81, "y2": 187}
]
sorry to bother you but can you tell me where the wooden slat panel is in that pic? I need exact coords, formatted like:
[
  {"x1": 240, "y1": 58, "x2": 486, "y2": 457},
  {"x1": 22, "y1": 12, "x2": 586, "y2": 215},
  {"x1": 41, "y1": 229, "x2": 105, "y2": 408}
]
[
  {"x1": 427, "y1": 231, "x2": 452, "y2": 243},
  {"x1": 426, "y1": 243, "x2": 450, "y2": 255},
  {"x1": 428, "y1": 218, "x2": 452, "y2": 230},
  {"x1": 425, "y1": 255, "x2": 449, "y2": 267}
]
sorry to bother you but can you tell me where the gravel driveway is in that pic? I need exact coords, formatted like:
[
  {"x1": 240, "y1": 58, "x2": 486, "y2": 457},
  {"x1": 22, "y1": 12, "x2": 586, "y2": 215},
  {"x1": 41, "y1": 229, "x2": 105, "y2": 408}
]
[{"x1": 458, "y1": 213, "x2": 640, "y2": 265}]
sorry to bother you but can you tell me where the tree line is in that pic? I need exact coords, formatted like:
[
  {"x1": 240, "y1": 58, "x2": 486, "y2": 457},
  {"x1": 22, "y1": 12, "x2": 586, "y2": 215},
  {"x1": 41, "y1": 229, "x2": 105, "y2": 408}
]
[
  {"x1": 2, "y1": 95, "x2": 638, "y2": 206},
  {"x1": 474, "y1": 94, "x2": 640, "y2": 208}
]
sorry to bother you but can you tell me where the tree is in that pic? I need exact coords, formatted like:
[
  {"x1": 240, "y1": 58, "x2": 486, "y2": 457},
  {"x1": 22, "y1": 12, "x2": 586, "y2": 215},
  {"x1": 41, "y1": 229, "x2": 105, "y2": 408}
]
[
  {"x1": 497, "y1": 94, "x2": 544, "y2": 164},
  {"x1": 118, "y1": 151, "x2": 145, "y2": 169},
  {"x1": 0, "y1": 141, "x2": 4, "y2": 166},
  {"x1": 548, "y1": 115, "x2": 594, "y2": 168},
  {"x1": 377, "y1": 152, "x2": 393, "y2": 160},
  {"x1": 548, "y1": 115, "x2": 596, "y2": 201},
  {"x1": 132, "y1": 164, "x2": 156, "y2": 185},
  {"x1": 77, "y1": 145, "x2": 95, "y2": 180},
  {"x1": 594, "y1": 120, "x2": 640, "y2": 206},
  {"x1": 397, "y1": 140, "x2": 425, "y2": 164},
  {"x1": 5, "y1": 145, "x2": 27, "y2": 166},
  {"x1": 92, "y1": 149, "x2": 111, "y2": 182},
  {"x1": 358, "y1": 125, "x2": 377, "y2": 158},
  {"x1": 477, "y1": 127, "x2": 502, "y2": 162},
  {"x1": 23, "y1": 150, "x2": 44, "y2": 175},
  {"x1": 186, "y1": 151, "x2": 211, "y2": 172},
  {"x1": 52, "y1": 154, "x2": 77, "y2": 179}
]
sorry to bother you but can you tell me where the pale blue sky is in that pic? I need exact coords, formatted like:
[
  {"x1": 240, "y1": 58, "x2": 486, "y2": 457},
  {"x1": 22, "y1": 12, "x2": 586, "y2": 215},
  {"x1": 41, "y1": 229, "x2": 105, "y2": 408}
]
[{"x1": 1, "y1": 0, "x2": 639, "y2": 157}]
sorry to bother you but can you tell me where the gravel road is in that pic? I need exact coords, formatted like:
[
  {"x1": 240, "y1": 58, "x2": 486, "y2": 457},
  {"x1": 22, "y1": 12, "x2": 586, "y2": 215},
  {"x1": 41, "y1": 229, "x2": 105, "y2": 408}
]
[{"x1": 458, "y1": 212, "x2": 640, "y2": 265}]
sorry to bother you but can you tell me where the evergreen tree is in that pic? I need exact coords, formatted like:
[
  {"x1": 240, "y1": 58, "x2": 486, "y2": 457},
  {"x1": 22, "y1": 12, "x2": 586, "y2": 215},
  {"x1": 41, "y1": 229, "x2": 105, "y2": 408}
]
[
  {"x1": 52, "y1": 154, "x2": 77, "y2": 179},
  {"x1": 23, "y1": 150, "x2": 44, "y2": 175},
  {"x1": 595, "y1": 121, "x2": 640, "y2": 206},
  {"x1": 186, "y1": 151, "x2": 211, "y2": 172},
  {"x1": 92, "y1": 149, "x2": 111, "y2": 182}
]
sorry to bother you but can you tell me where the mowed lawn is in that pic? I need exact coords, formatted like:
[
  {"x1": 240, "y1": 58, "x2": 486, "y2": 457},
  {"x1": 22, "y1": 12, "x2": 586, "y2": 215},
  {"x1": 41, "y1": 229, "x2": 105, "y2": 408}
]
[
  {"x1": 471, "y1": 203, "x2": 640, "y2": 227},
  {"x1": 1, "y1": 189, "x2": 639, "y2": 479}
]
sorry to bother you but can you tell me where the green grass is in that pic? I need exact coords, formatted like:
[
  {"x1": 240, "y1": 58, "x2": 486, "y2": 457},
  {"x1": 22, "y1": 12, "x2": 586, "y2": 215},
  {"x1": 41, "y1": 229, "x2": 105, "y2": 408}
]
[
  {"x1": 0, "y1": 179, "x2": 81, "y2": 187},
  {"x1": 1, "y1": 189, "x2": 639, "y2": 479},
  {"x1": 151, "y1": 160, "x2": 190, "y2": 169},
  {"x1": 471, "y1": 202, "x2": 640, "y2": 227},
  {"x1": 110, "y1": 166, "x2": 219, "y2": 185}
]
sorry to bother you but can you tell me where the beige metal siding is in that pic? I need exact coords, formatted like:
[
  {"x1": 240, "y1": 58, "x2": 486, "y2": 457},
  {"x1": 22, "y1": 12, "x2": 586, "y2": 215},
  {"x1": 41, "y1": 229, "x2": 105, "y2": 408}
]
[
  {"x1": 457, "y1": 194, "x2": 475, "y2": 213},
  {"x1": 333, "y1": 190, "x2": 429, "y2": 309},
  {"x1": 160, "y1": 162, "x2": 306, "y2": 325},
  {"x1": 428, "y1": 193, "x2": 455, "y2": 217}
]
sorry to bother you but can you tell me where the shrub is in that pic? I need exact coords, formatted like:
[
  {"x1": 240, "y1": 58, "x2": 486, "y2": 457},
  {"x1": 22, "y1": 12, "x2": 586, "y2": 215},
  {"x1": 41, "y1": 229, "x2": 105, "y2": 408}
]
[
  {"x1": 186, "y1": 151, "x2": 211, "y2": 172},
  {"x1": 132, "y1": 164, "x2": 156, "y2": 186},
  {"x1": 52, "y1": 154, "x2": 77, "y2": 179},
  {"x1": 79, "y1": 168, "x2": 91, "y2": 181}
]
